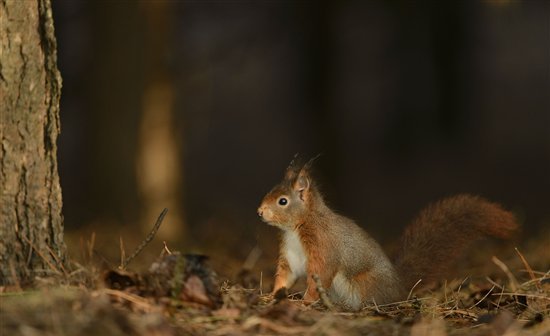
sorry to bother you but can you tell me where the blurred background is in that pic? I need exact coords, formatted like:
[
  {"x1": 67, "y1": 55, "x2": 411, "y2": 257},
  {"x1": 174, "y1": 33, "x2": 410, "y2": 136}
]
[{"x1": 52, "y1": 0, "x2": 549, "y2": 279}]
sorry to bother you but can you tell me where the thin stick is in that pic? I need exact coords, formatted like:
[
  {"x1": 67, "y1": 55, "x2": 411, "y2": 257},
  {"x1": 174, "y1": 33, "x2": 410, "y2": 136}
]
[
  {"x1": 259, "y1": 271, "x2": 263, "y2": 296},
  {"x1": 312, "y1": 274, "x2": 334, "y2": 310},
  {"x1": 406, "y1": 278, "x2": 422, "y2": 301},
  {"x1": 119, "y1": 236, "x2": 126, "y2": 269},
  {"x1": 21, "y1": 235, "x2": 61, "y2": 275},
  {"x1": 492, "y1": 256, "x2": 519, "y2": 291},
  {"x1": 514, "y1": 248, "x2": 541, "y2": 291},
  {"x1": 371, "y1": 297, "x2": 381, "y2": 314},
  {"x1": 485, "y1": 277, "x2": 504, "y2": 291},
  {"x1": 444, "y1": 280, "x2": 448, "y2": 305},
  {"x1": 491, "y1": 293, "x2": 550, "y2": 300},
  {"x1": 518, "y1": 270, "x2": 547, "y2": 276},
  {"x1": 43, "y1": 241, "x2": 67, "y2": 276},
  {"x1": 495, "y1": 280, "x2": 506, "y2": 309},
  {"x1": 468, "y1": 285, "x2": 495, "y2": 309},
  {"x1": 444, "y1": 309, "x2": 478, "y2": 320},
  {"x1": 162, "y1": 241, "x2": 172, "y2": 255},
  {"x1": 87, "y1": 232, "x2": 96, "y2": 261},
  {"x1": 120, "y1": 208, "x2": 168, "y2": 270},
  {"x1": 101, "y1": 288, "x2": 152, "y2": 310},
  {"x1": 451, "y1": 277, "x2": 469, "y2": 310}
]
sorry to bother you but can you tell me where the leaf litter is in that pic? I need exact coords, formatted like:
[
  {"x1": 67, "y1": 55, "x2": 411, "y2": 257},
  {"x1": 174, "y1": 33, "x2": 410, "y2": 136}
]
[{"x1": 1, "y1": 212, "x2": 549, "y2": 336}]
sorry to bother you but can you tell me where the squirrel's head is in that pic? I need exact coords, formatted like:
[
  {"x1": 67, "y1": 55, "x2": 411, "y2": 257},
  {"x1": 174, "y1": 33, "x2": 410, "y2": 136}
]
[{"x1": 258, "y1": 155, "x2": 320, "y2": 230}]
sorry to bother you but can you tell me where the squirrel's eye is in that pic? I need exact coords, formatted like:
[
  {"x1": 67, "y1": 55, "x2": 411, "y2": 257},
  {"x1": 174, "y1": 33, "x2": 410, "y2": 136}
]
[{"x1": 278, "y1": 197, "x2": 288, "y2": 206}]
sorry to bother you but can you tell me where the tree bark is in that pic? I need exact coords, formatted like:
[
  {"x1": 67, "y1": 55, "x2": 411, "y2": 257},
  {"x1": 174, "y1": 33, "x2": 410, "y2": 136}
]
[{"x1": 0, "y1": 0, "x2": 66, "y2": 285}]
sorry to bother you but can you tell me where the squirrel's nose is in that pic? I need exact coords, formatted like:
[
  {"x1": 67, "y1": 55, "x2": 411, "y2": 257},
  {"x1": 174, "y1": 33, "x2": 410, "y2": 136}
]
[{"x1": 257, "y1": 206, "x2": 264, "y2": 218}]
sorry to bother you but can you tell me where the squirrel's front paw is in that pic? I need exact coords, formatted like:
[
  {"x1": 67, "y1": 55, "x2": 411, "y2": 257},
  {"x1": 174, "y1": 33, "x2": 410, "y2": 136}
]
[{"x1": 272, "y1": 287, "x2": 289, "y2": 301}]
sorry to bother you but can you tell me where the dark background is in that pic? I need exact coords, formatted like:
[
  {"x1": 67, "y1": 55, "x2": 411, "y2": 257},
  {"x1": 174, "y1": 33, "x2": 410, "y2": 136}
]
[{"x1": 52, "y1": 1, "x2": 549, "y2": 273}]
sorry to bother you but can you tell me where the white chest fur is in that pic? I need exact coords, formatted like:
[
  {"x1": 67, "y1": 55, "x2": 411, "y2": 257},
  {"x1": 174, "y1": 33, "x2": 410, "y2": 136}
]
[{"x1": 283, "y1": 231, "x2": 308, "y2": 277}]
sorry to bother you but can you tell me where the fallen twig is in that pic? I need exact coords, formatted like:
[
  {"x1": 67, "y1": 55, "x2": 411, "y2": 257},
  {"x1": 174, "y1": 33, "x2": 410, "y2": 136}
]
[
  {"x1": 312, "y1": 274, "x2": 334, "y2": 311},
  {"x1": 491, "y1": 292, "x2": 550, "y2": 300},
  {"x1": 120, "y1": 208, "x2": 168, "y2": 270},
  {"x1": 100, "y1": 288, "x2": 153, "y2": 311},
  {"x1": 21, "y1": 235, "x2": 62, "y2": 276},
  {"x1": 492, "y1": 256, "x2": 519, "y2": 292},
  {"x1": 468, "y1": 285, "x2": 495, "y2": 309},
  {"x1": 119, "y1": 236, "x2": 126, "y2": 269},
  {"x1": 444, "y1": 308, "x2": 478, "y2": 320},
  {"x1": 407, "y1": 278, "x2": 422, "y2": 301},
  {"x1": 515, "y1": 248, "x2": 541, "y2": 291}
]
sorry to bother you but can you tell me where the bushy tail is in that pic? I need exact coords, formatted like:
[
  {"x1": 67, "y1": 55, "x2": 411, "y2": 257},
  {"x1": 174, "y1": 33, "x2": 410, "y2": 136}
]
[{"x1": 393, "y1": 194, "x2": 519, "y2": 290}]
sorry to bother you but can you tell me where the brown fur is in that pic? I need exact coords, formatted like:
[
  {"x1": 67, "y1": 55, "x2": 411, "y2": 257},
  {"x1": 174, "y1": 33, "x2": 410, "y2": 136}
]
[
  {"x1": 393, "y1": 194, "x2": 519, "y2": 290},
  {"x1": 299, "y1": 212, "x2": 336, "y2": 302},
  {"x1": 274, "y1": 248, "x2": 291, "y2": 292},
  {"x1": 258, "y1": 158, "x2": 519, "y2": 310}
]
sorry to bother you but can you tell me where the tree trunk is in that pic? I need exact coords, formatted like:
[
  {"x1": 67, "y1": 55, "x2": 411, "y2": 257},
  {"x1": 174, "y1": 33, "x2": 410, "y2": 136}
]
[{"x1": 0, "y1": 0, "x2": 66, "y2": 286}]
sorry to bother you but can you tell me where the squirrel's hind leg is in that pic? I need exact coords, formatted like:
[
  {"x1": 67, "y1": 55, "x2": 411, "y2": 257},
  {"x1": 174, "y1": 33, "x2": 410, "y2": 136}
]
[
  {"x1": 354, "y1": 270, "x2": 405, "y2": 306},
  {"x1": 330, "y1": 272, "x2": 363, "y2": 310}
]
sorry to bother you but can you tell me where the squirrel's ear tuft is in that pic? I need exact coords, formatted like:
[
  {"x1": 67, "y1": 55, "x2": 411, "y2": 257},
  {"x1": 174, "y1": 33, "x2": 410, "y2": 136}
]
[
  {"x1": 303, "y1": 153, "x2": 321, "y2": 171},
  {"x1": 284, "y1": 153, "x2": 302, "y2": 181},
  {"x1": 284, "y1": 153, "x2": 321, "y2": 188}
]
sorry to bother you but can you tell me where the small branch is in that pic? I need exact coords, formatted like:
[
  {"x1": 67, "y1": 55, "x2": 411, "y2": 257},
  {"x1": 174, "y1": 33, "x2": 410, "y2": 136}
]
[
  {"x1": 21, "y1": 235, "x2": 61, "y2": 276},
  {"x1": 120, "y1": 208, "x2": 168, "y2": 270},
  {"x1": 119, "y1": 236, "x2": 126, "y2": 268},
  {"x1": 101, "y1": 288, "x2": 153, "y2": 311},
  {"x1": 406, "y1": 278, "x2": 422, "y2": 301},
  {"x1": 162, "y1": 241, "x2": 172, "y2": 255},
  {"x1": 495, "y1": 283, "x2": 505, "y2": 309},
  {"x1": 374, "y1": 297, "x2": 431, "y2": 308},
  {"x1": 491, "y1": 292, "x2": 550, "y2": 300},
  {"x1": 81, "y1": 232, "x2": 96, "y2": 262},
  {"x1": 514, "y1": 248, "x2": 541, "y2": 291},
  {"x1": 443, "y1": 309, "x2": 478, "y2": 320},
  {"x1": 42, "y1": 240, "x2": 67, "y2": 276},
  {"x1": 450, "y1": 277, "x2": 469, "y2": 310},
  {"x1": 371, "y1": 297, "x2": 381, "y2": 314},
  {"x1": 485, "y1": 276, "x2": 505, "y2": 291},
  {"x1": 260, "y1": 271, "x2": 263, "y2": 296},
  {"x1": 492, "y1": 256, "x2": 519, "y2": 292},
  {"x1": 312, "y1": 274, "x2": 334, "y2": 311},
  {"x1": 468, "y1": 285, "x2": 495, "y2": 309}
]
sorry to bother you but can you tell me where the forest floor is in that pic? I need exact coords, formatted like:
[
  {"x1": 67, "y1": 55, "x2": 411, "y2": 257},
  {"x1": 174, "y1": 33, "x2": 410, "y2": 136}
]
[{"x1": 1, "y1": 227, "x2": 549, "y2": 336}]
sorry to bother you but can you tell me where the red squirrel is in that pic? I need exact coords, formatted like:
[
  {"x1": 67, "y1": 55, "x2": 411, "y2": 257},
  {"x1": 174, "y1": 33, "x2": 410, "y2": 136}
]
[{"x1": 257, "y1": 156, "x2": 519, "y2": 310}]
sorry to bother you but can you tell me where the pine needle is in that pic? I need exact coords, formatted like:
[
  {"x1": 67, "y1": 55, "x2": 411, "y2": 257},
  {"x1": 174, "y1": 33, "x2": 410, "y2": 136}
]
[{"x1": 492, "y1": 256, "x2": 519, "y2": 292}]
